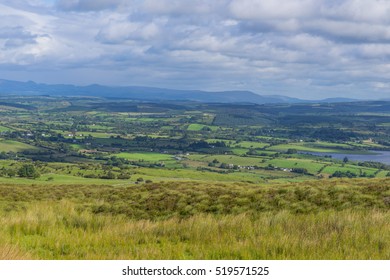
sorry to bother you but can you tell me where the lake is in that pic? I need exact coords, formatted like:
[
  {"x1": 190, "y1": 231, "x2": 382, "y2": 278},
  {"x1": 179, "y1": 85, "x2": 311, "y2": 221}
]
[{"x1": 302, "y1": 150, "x2": 390, "y2": 165}]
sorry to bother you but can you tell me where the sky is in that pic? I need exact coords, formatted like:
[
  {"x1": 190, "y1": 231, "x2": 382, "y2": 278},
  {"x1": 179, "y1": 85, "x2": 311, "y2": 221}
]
[{"x1": 0, "y1": 0, "x2": 390, "y2": 99}]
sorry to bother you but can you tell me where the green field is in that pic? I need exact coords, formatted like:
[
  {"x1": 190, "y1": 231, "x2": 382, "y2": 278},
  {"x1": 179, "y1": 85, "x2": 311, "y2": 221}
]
[
  {"x1": 189, "y1": 154, "x2": 266, "y2": 166},
  {"x1": 116, "y1": 152, "x2": 173, "y2": 162},
  {"x1": 268, "y1": 143, "x2": 344, "y2": 153},
  {"x1": 322, "y1": 165, "x2": 378, "y2": 177},
  {"x1": 0, "y1": 140, "x2": 37, "y2": 152},
  {"x1": 136, "y1": 167, "x2": 285, "y2": 182},
  {"x1": 125, "y1": 117, "x2": 166, "y2": 122},
  {"x1": 0, "y1": 126, "x2": 13, "y2": 132},
  {"x1": 187, "y1": 124, "x2": 219, "y2": 131},
  {"x1": 234, "y1": 141, "x2": 269, "y2": 149},
  {"x1": 266, "y1": 158, "x2": 326, "y2": 174}
]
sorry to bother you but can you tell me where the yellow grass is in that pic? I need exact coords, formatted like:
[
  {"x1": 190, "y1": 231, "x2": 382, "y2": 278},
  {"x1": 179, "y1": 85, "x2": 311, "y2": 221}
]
[{"x1": 1, "y1": 201, "x2": 389, "y2": 260}]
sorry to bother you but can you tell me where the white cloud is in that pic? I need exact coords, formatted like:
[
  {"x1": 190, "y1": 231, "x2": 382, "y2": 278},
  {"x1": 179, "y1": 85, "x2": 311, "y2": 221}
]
[
  {"x1": 56, "y1": 0, "x2": 124, "y2": 11},
  {"x1": 96, "y1": 19, "x2": 161, "y2": 44},
  {"x1": 322, "y1": 0, "x2": 390, "y2": 23},
  {"x1": 229, "y1": 0, "x2": 316, "y2": 20},
  {"x1": 143, "y1": 0, "x2": 225, "y2": 15},
  {"x1": 305, "y1": 19, "x2": 390, "y2": 43},
  {"x1": 0, "y1": 0, "x2": 390, "y2": 99}
]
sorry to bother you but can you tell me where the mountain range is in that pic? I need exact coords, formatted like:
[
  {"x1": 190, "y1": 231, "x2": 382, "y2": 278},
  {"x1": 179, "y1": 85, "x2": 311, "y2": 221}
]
[{"x1": 0, "y1": 79, "x2": 360, "y2": 104}]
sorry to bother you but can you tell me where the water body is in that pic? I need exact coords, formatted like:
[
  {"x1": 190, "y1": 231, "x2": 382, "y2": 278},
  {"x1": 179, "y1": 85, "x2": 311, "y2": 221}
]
[{"x1": 302, "y1": 151, "x2": 390, "y2": 165}]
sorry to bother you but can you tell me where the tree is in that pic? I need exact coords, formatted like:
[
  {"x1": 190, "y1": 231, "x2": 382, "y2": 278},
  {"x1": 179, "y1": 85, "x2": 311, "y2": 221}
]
[
  {"x1": 219, "y1": 163, "x2": 228, "y2": 169},
  {"x1": 18, "y1": 164, "x2": 40, "y2": 179},
  {"x1": 292, "y1": 168, "x2": 308, "y2": 174},
  {"x1": 6, "y1": 169, "x2": 16, "y2": 178},
  {"x1": 100, "y1": 171, "x2": 116, "y2": 179},
  {"x1": 287, "y1": 148, "x2": 298, "y2": 154}
]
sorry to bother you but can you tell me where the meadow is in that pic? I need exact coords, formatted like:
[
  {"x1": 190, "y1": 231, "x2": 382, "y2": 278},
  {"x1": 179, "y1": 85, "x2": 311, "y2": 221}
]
[
  {"x1": 0, "y1": 139, "x2": 37, "y2": 152},
  {"x1": 0, "y1": 178, "x2": 389, "y2": 259}
]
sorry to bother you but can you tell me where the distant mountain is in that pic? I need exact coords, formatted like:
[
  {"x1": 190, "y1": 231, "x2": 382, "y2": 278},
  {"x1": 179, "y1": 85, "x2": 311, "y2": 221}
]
[
  {"x1": 0, "y1": 79, "x2": 303, "y2": 104},
  {"x1": 0, "y1": 79, "x2": 365, "y2": 104},
  {"x1": 320, "y1": 98, "x2": 359, "y2": 103}
]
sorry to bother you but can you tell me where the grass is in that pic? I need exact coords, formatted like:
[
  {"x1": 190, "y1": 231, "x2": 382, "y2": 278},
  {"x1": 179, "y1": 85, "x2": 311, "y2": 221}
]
[
  {"x1": 0, "y1": 178, "x2": 389, "y2": 259},
  {"x1": 231, "y1": 148, "x2": 248, "y2": 155},
  {"x1": 70, "y1": 144, "x2": 84, "y2": 150},
  {"x1": 0, "y1": 175, "x2": 131, "y2": 185},
  {"x1": 0, "y1": 245, "x2": 31, "y2": 260},
  {"x1": 136, "y1": 167, "x2": 270, "y2": 182},
  {"x1": 116, "y1": 152, "x2": 173, "y2": 162},
  {"x1": 0, "y1": 125, "x2": 13, "y2": 132},
  {"x1": 0, "y1": 180, "x2": 390, "y2": 259},
  {"x1": 1, "y1": 205, "x2": 390, "y2": 259},
  {"x1": 311, "y1": 141, "x2": 353, "y2": 149},
  {"x1": 268, "y1": 143, "x2": 347, "y2": 153},
  {"x1": 234, "y1": 141, "x2": 269, "y2": 149},
  {"x1": 187, "y1": 124, "x2": 206, "y2": 131},
  {"x1": 189, "y1": 154, "x2": 266, "y2": 166},
  {"x1": 322, "y1": 165, "x2": 378, "y2": 177},
  {"x1": 54, "y1": 130, "x2": 114, "y2": 139},
  {"x1": 266, "y1": 158, "x2": 326, "y2": 174},
  {"x1": 0, "y1": 178, "x2": 388, "y2": 218},
  {"x1": 0, "y1": 139, "x2": 38, "y2": 152},
  {"x1": 187, "y1": 124, "x2": 219, "y2": 131},
  {"x1": 74, "y1": 131, "x2": 114, "y2": 138},
  {"x1": 206, "y1": 139, "x2": 269, "y2": 149},
  {"x1": 126, "y1": 117, "x2": 158, "y2": 122},
  {"x1": 85, "y1": 124, "x2": 114, "y2": 131},
  {"x1": 376, "y1": 171, "x2": 390, "y2": 178}
]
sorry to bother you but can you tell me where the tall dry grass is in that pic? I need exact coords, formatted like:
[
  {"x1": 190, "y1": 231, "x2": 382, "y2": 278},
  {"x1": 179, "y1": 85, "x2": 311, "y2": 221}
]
[
  {"x1": 1, "y1": 200, "x2": 389, "y2": 260},
  {"x1": 0, "y1": 245, "x2": 31, "y2": 260},
  {"x1": 1, "y1": 179, "x2": 389, "y2": 259}
]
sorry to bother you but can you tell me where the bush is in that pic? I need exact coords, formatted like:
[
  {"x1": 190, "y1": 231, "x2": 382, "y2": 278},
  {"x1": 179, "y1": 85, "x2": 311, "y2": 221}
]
[
  {"x1": 84, "y1": 174, "x2": 98, "y2": 178},
  {"x1": 100, "y1": 171, "x2": 116, "y2": 180},
  {"x1": 331, "y1": 170, "x2": 356, "y2": 178},
  {"x1": 292, "y1": 168, "x2": 308, "y2": 174},
  {"x1": 117, "y1": 173, "x2": 131, "y2": 180}
]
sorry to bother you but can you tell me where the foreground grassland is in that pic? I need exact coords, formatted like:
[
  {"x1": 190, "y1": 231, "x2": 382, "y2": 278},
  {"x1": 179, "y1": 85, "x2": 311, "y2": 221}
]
[{"x1": 0, "y1": 178, "x2": 389, "y2": 260}]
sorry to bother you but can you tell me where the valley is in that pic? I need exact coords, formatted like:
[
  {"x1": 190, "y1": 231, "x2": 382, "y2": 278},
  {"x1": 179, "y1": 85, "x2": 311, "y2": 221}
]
[{"x1": 0, "y1": 96, "x2": 389, "y2": 259}]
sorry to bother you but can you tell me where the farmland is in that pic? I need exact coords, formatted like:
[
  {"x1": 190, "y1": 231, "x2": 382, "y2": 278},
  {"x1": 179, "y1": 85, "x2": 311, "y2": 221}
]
[{"x1": 0, "y1": 96, "x2": 389, "y2": 259}]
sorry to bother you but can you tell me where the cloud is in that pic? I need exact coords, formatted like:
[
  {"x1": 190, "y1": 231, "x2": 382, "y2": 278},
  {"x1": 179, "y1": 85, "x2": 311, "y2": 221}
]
[
  {"x1": 230, "y1": 0, "x2": 390, "y2": 44},
  {"x1": 0, "y1": 0, "x2": 390, "y2": 99},
  {"x1": 56, "y1": 0, "x2": 124, "y2": 11},
  {"x1": 143, "y1": 0, "x2": 225, "y2": 15},
  {"x1": 322, "y1": 0, "x2": 390, "y2": 24},
  {"x1": 229, "y1": 0, "x2": 316, "y2": 20},
  {"x1": 96, "y1": 19, "x2": 161, "y2": 44},
  {"x1": 0, "y1": 26, "x2": 37, "y2": 39}
]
